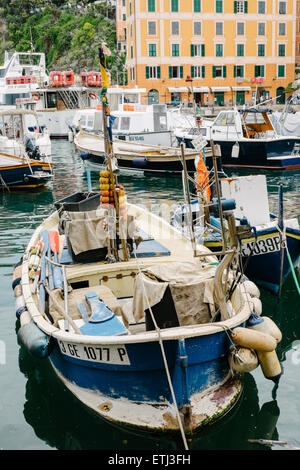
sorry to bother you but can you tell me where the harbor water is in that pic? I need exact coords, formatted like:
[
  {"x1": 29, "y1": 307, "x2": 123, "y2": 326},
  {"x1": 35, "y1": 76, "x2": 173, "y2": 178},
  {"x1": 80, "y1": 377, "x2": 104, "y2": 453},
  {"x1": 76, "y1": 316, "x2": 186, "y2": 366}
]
[{"x1": 0, "y1": 140, "x2": 300, "y2": 451}]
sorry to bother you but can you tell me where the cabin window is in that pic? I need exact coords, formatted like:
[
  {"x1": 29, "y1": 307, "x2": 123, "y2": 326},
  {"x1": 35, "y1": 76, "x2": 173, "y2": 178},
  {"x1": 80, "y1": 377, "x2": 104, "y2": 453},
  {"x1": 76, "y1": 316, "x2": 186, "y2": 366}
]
[
  {"x1": 121, "y1": 117, "x2": 131, "y2": 130},
  {"x1": 124, "y1": 93, "x2": 138, "y2": 103},
  {"x1": 112, "y1": 117, "x2": 119, "y2": 129},
  {"x1": 2, "y1": 114, "x2": 22, "y2": 139},
  {"x1": 1, "y1": 93, "x2": 30, "y2": 106},
  {"x1": 47, "y1": 92, "x2": 57, "y2": 109},
  {"x1": 214, "y1": 112, "x2": 235, "y2": 125},
  {"x1": 148, "y1": 89, "x2": 159, "y2": 104}
]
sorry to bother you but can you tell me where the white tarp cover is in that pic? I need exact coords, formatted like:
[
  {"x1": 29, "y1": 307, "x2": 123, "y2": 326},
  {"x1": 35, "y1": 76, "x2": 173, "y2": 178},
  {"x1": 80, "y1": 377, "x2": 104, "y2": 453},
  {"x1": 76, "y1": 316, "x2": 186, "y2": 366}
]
[
  {"x1": 133, "y1": 261, "x2": 218, "y2": 326},
  {"x1": 271, "y1": 111, "x2": 300, "y2": 137}
]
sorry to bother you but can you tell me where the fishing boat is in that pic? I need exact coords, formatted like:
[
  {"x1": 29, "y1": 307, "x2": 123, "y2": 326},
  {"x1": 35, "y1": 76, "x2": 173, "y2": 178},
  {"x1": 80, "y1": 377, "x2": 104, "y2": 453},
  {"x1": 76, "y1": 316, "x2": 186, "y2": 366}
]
[
  {"x1": 74, "y1": 126, "x2": 207, "y2": 174},
  {"x1": 171, "y1": 174, "x2": 300, "y2": 295},
  {"x1": 0, "y1": 152, "x2": 52, "y2": 189},
  {"x1": 13, "y1": 47, "x2": 283, "y2": 444},
  {"x1": 176, "y1": 108, "x2": 300, "y2": 170}
]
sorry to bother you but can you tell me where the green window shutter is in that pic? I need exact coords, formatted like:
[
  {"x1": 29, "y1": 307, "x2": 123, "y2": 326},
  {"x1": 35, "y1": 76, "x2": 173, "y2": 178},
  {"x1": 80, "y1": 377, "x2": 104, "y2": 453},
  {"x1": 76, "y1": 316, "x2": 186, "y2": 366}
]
[
  {"x1": 169, "y1": 66, "x2": 173, "y2": 78},
  {"x1": 241, "y1": 65, "x2": 244, "y2": 77},
  {"x1": 213, "y1": 66, "x2": 216, "y2": 78},
  {"x1": 244, "y1": 1, "x2": 248, "y2": 13},
  {"x1": 157, "y1": 66, "x2": 161, "y2": 78},
  {"x1": 171, "y1": 0, "x2": 178, "y2": 12},
  {"x1": 148, "y1": 0, "x2": 155, "y2": 12},
  {"x1": 255, "y1": 65, "x2": 259, "y2": 77},
  {"x1": 194, "y1": 0, "x2": 201, "y2": 12},
  {"x1": 191, "y1": 44, "x2": 195, "y2": 57},
  {"x1": 191, "y1": 66, "x2": 195, "y2": 78},
  {"x1": 261, "y1": 65, "x2": 264, "y2": 77},
  {"x1": 201, "y1": 44, "x2": 205, "y2": 56},
  {"x1": 278, "y1": 65, "x2": 285, "y2": 77},
  {"x1": 180, "y1": 66, "x2": 183, "y2": 78},
  {"x1": 234, "y1": 1, "x2": 237, "y2": 13},
  {"x1": 146, "y1": 66, "x2": 149, "y2": 79},
  {"x1": 234, "y1": 65, "x2": 237, "y2": 78},
  {"x1": 202, "y1": 65, "x2": 205, "y2": 78},
  {"x1": 223, "y1": 65, "x2": 227, "y2": 77}
]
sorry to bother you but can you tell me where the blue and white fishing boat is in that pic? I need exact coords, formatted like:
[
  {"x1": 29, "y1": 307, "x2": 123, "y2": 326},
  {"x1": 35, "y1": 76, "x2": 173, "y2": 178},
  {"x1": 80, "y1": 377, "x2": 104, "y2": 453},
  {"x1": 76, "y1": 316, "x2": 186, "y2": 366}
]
[
  {"x1": 0, "y1": 152, "x2": 52, "y2": 190},
  {"x1": 13, "y1": 48, "x2": 282, "y2": 444},
  {"x1": 171, "y1": 174, "x2": 300, "y2": 295}
]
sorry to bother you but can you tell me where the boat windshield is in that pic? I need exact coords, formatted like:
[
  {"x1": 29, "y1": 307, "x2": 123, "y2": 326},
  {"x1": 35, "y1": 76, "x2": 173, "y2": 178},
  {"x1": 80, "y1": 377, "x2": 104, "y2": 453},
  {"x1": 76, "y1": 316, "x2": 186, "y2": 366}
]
[
  {"x1": 0, "y1": 114, "x2": 22, "y2": 139},
  {"x1": 214, "y1": 112, "x2": 236, "y2": 126},
  {"x1": 112, "y1": 117, "x2": 119, "y2": 130},
  {"x1": 121, "y1": 117, "x2": 130, "y2": 131}
]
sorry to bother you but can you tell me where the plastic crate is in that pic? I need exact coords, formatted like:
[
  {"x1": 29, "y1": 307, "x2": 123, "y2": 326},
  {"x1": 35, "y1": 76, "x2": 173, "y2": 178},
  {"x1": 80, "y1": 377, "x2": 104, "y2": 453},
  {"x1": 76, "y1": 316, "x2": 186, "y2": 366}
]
[{"x1": 54, "y1": 192, "x2": 99, "y2": 212}]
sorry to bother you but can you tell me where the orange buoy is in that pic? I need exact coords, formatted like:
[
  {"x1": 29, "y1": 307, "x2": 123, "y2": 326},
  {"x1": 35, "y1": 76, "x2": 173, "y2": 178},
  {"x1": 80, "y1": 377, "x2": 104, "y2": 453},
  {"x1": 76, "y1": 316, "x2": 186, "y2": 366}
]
[
  {"x1": 231, "y1": 327, "x2": 277, "y2": 352},
  {"x1": 257, "y1": 350, "x2": 282, "y2": 383}
]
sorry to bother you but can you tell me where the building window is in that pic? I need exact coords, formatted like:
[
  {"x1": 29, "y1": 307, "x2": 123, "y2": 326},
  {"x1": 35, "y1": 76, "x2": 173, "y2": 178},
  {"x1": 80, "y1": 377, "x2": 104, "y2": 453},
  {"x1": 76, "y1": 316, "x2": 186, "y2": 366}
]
[
  {"x1": 237, "y1": 44, "x2": 244, "y2": 56},
  {"x1": 148, "y1": 21, "x2": 156, "y2": 35},
  {"x1": 216, "y1": 0, "x2": 223, "y2": 13},
  {"x1": 122, "y1": 0, "x2": 125, "y2": 6},
  {"x1": 130, "y1": 67, "x2": 135, "y2": 81},
  {"x1": 194, "y1": 21, "x2": 201, "y2": 35},
  {"x1": 130, "y1": 24, "x2": 133, "y2": 37},
  {"x1": 258, "y1": 22, "x2": 265, "y2": 35},
  {"x1": 212, "y1": 65, "x2": 227, "y2": 78},
  {"x1": 279, "y1": 2, "x2": 286, "y2": 14},
  {"x1": 146, "y1": 66, "x2": 161, "y2": 79},
  {"x1": 191, "y1": 44, "x2": 205, "y2": 56},
  {"x1": 234, "y1": 65, "x2": 245, "y2": 77},
  {"x1": 278, "y1": 23, "x2": 286, "y2": 36},
  {"x1": 130, "y1": 45, "x2": 133, "y2": 58},
  {"x1": 169, "y1": 65, "x2": 184, "y2": 78},
  {"x1": 148, "y1": 0, "x2": 155, "y2": 12},
  {"x1": 172, "y1": 44, "x2": 180, "y2": 56},
  {"x1": 149, "y1": 44, "x2": 157, "y2": 56},
  {"x1": 258, "y1": 1, "x2": 265, "y2": 13},
  {"x1": 194, "y1": 0, "x2": 201, "y2": 12},
  {"x1": 258, "y1": 44, "x2": 265, "y2": 56},
  {"x1": 171, "y1": 0, "x2": 179, "y2": 12},
  {"x1": 191, "y1": 65, "x2": 205, "y2": 78},
  {"x1": 216, "y1": 22, "x2": 223, "y2": 35},
  {"x1": 216, "y1": 44, "x2": 223, "y2": 56},
  {"x1": 171, "y1": 21, "x2": 180, "y2": 35},
  {"x1": 129, "y1": 2, "x2": 132, "y2": 15},
  {"x1": 122, "y1": 14, "x2": 126, "y2": 20},
  {"x1": 278, "y1": 65, "x2": 285, "y2": 77},
  {"x1": 254, "y1": 65, "x2": 265, "y2": 77},
  {"x1": 237, "y1": 22, "x2": 245, "y2": 35},
  {"x1": 278, "y1": 44, "x2": 286, "y2": 56},
  {"x1": 234, "y1": 1, "x2": 248, "y2": 13}
]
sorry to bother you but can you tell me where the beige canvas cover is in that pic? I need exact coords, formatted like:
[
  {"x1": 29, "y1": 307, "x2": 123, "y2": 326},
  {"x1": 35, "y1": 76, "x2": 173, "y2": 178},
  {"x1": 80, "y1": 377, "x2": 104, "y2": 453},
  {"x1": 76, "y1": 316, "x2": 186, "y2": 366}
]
[
  {"x1": 133, "y1": 261, "x2": 219, "y2": 326},
  {"x1": 64, "y1": 209, "x2": 140, "y2": 255}
]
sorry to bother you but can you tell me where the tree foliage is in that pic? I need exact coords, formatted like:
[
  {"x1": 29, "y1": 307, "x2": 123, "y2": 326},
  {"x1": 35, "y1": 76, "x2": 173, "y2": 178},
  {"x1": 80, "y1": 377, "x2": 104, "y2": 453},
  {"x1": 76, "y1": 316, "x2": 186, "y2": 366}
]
[{"x1": 0, "y1": 0, "x2": 126, "y2": 84}]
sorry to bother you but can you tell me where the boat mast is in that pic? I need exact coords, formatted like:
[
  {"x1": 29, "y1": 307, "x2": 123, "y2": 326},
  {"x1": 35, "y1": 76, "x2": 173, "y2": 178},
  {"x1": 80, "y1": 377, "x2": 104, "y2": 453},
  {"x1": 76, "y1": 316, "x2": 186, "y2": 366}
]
[{"x1": 98, "y1": 46, "x2": 129, "y2": 262}]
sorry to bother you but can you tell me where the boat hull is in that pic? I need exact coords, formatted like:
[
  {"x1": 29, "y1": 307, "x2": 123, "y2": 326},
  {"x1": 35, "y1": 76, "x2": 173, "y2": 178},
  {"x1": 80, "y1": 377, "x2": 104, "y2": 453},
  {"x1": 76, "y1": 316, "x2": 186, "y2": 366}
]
[
  {"x1": 86, "y1": 152, "x2": 197, "y2": 173},
  {"x1": 0, "y1": 160, "x2": 52, "y2": 189},
  {"x1": 178, "y1": 136, "x2": 300, "y2": 170},
  {"x1": 47, "y1": 326, "x2": 245, "y2": 433}
]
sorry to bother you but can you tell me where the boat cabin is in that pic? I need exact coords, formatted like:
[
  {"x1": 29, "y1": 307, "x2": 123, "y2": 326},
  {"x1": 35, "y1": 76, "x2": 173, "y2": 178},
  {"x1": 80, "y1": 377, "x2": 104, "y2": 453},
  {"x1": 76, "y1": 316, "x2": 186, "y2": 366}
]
[{"x1": 210, "y1": 108, "x2": 277, "y2": 141}]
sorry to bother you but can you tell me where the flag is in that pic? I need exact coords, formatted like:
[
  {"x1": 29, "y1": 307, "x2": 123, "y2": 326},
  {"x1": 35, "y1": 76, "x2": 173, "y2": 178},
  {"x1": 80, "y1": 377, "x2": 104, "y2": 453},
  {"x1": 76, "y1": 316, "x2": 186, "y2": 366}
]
[{"x1": 98, "y1": 46, "x2": 110, "y2": 92}]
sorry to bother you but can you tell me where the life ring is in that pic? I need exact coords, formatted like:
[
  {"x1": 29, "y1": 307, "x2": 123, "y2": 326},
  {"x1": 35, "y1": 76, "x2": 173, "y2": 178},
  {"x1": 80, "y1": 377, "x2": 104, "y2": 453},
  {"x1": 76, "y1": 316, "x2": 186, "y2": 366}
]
[
  {"x1": 31, "y1": 93, "x2": 40, "y2": 102},
  {"x1": 89, "y1": 92, "x2": 98, "y2": 100},
  {"x1": 63, "y1": 70, "x2": 74, "y2": 86}
]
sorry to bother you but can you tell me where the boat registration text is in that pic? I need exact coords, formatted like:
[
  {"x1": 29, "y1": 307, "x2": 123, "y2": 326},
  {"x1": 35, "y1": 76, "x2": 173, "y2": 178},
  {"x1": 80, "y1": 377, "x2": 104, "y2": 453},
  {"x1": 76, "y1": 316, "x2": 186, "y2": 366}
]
[
  {"x1": 58, "y1": 340, "x2": 131, "y2": 365},
  {"x1": 241, "y1": 234, "x2": 281, "y2": 257}
]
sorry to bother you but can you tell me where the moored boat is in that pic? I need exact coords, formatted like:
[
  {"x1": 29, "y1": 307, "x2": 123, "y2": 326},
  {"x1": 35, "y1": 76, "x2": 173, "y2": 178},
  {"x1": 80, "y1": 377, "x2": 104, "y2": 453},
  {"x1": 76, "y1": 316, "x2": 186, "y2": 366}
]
[
  {"x1": 13, "y1": 47, "x2": 283, "y2": 444},
  {"x1": 74, "y1": 127, "x2": 207, "y2": 174},
  {"x1": 0, "y1": 152, "x2": 52, "y2": 189},
  {"x1": 176, "y1": 108, "x2": 300, "y2": 170}
]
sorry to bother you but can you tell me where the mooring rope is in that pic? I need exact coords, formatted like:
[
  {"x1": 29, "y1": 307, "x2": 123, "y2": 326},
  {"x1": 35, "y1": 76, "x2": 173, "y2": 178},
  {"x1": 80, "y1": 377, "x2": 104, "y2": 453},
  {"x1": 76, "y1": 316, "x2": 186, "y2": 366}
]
[{"x1": 132, "y1": 238, "x2": 189, "y2": 450}]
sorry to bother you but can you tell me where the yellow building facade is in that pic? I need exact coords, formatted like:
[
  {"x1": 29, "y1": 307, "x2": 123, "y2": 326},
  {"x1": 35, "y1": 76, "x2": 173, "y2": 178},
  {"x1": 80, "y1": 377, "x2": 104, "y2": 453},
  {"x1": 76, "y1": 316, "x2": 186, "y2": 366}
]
[{"x1": 123, "y1": 0, "x2": 296, "y2": 106}]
